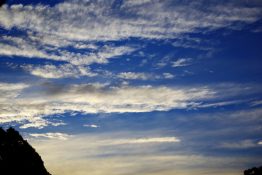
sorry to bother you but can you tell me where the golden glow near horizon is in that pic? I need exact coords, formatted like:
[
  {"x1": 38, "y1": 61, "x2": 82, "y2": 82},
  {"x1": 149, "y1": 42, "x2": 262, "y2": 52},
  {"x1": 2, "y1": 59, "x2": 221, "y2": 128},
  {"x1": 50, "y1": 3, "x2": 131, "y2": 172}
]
[{"x1": 29, "y1": 132, "x2": 258, "y2": 175}]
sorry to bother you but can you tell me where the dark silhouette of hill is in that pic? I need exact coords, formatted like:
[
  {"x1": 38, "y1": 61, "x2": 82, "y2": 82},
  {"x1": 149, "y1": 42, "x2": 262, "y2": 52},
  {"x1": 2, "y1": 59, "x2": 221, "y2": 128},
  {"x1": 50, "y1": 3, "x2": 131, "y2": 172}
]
[
  {"x1": 244, "y1": 166, "x2": 262, "y2": 175},
  {"x1": 0, "y1": 127, "x2": 51, "y2": 175},
  {"x1": 0, "y1": 0, "x2": 7, "y2": 7}
]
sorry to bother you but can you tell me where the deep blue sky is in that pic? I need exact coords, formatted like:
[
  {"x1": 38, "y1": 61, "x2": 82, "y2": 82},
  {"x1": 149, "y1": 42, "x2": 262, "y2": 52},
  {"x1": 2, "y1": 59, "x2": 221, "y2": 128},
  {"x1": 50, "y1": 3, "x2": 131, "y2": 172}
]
[{"x1": 0, "y1": 0, "x2": 262, "y2": 174}]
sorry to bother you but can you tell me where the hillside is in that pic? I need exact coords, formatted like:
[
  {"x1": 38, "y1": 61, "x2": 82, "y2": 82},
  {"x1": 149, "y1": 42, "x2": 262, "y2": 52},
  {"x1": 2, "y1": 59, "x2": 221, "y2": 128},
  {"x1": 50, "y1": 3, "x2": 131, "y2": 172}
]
[{"x1": 0, "y1": 127, "x2": 51, "y2": 175}]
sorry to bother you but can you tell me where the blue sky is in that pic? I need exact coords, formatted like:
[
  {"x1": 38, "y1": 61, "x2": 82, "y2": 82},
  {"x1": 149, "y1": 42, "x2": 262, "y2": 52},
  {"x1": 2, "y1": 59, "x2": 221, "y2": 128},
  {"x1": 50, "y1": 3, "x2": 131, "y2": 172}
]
[{"x1": 0, "y1": 0, "x2": 262, "y2": 174}]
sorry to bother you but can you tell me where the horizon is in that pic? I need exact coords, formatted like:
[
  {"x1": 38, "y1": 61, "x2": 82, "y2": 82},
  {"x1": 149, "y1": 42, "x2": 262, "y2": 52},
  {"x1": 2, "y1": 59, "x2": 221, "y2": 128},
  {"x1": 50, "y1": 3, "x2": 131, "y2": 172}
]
[{"x1": 0, "y1": 0, "x2": 262, "y2": 174}]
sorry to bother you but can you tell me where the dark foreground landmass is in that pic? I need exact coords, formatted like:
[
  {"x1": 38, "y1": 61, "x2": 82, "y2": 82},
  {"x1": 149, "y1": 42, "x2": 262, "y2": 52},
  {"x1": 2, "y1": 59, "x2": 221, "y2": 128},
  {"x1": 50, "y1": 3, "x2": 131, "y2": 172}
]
[
  {"x1": 0, "y1": 127, "x2": 51, "y2": 175},
  {"x1": 244, "y1": 166, "x2": 262, "y2": 175}
]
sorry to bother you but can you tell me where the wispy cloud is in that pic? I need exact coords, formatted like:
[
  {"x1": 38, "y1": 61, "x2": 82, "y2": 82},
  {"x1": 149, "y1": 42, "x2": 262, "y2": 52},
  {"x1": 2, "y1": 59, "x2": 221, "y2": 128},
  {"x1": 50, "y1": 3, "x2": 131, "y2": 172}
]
[
  {"x1": 218, "y1": 140, "x2": 262, "y2": 149},
  {"x1": 172, "y1": 58, "x2": 193, "y2": 67},
  {"x1": 0, "y1": 35, "x2": 135, "y2": 66}
]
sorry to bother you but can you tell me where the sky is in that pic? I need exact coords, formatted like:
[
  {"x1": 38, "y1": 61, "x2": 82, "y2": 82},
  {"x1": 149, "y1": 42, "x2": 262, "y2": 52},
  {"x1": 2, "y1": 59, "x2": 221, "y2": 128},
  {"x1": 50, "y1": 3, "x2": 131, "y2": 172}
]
[{"x1": 0, "y1": 0, "x2": 262, "y2": 174}]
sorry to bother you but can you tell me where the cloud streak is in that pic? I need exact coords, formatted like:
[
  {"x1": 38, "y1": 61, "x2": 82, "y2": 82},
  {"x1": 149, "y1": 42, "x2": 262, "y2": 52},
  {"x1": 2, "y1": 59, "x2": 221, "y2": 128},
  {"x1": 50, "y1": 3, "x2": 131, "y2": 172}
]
[
  {"x1": 0, "y1": 81, "x2": 260, "y2": 128},
  {"x1": 30, "y1": 132, "x2": 70, "y2": 140},
  {"x1": 0, "y1": 82, "x2": 214, "y2": 128},
  {"x1": 113, "y1": 137, "x2": 180, "y2": 144}
]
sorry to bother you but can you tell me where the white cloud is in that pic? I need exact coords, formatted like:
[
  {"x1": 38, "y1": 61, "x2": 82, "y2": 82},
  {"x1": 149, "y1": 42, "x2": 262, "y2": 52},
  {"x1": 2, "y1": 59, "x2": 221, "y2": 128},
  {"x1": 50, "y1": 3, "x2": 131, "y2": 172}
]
[
  {"x1": 172, "y1": 58, "x2": 193, "y2": 67},
  {"x1": 0, "y1": 83, "x2": 261, "y2": 128},
  {"x1": 0, "y1": 82, "x2": 214, "y2": 128},
  {"x1": 0, "y1": 82, "x2": 260, "y2": 128},
  {"x1": 113, "y1": 137, "x2": 180, "y2": 144},
  {"x1": 23, "y1": 64, "x2": 96, "y2": 79},
  {"x1": 20, "y1": 117, "x2": 66, "y2": 129},
  {"x1": 29, "y1": 132, "x2": 70, "y2": 140},
  {"x1": 258, "y1": 141, "x2": 262, "y2": 145}
]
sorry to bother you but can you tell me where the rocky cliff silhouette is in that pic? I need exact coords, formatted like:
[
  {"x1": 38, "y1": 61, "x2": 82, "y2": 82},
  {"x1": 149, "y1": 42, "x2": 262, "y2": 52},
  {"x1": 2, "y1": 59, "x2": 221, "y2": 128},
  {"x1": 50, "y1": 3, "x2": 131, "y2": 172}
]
[
  {"x1": 0, "y1": 127, "x2": 51, "y2": 175},
  {"x1": 0, "y1": 0, "x2": 7, "y2": 7}
]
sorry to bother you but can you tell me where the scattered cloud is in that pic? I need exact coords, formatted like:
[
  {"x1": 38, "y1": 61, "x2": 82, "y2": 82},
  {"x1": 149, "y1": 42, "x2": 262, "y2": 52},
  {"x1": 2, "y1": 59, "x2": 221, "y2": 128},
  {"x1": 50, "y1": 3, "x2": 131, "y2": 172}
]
[{"x1": 0, "y1": 0, "x2": 261, "y2": 82}]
